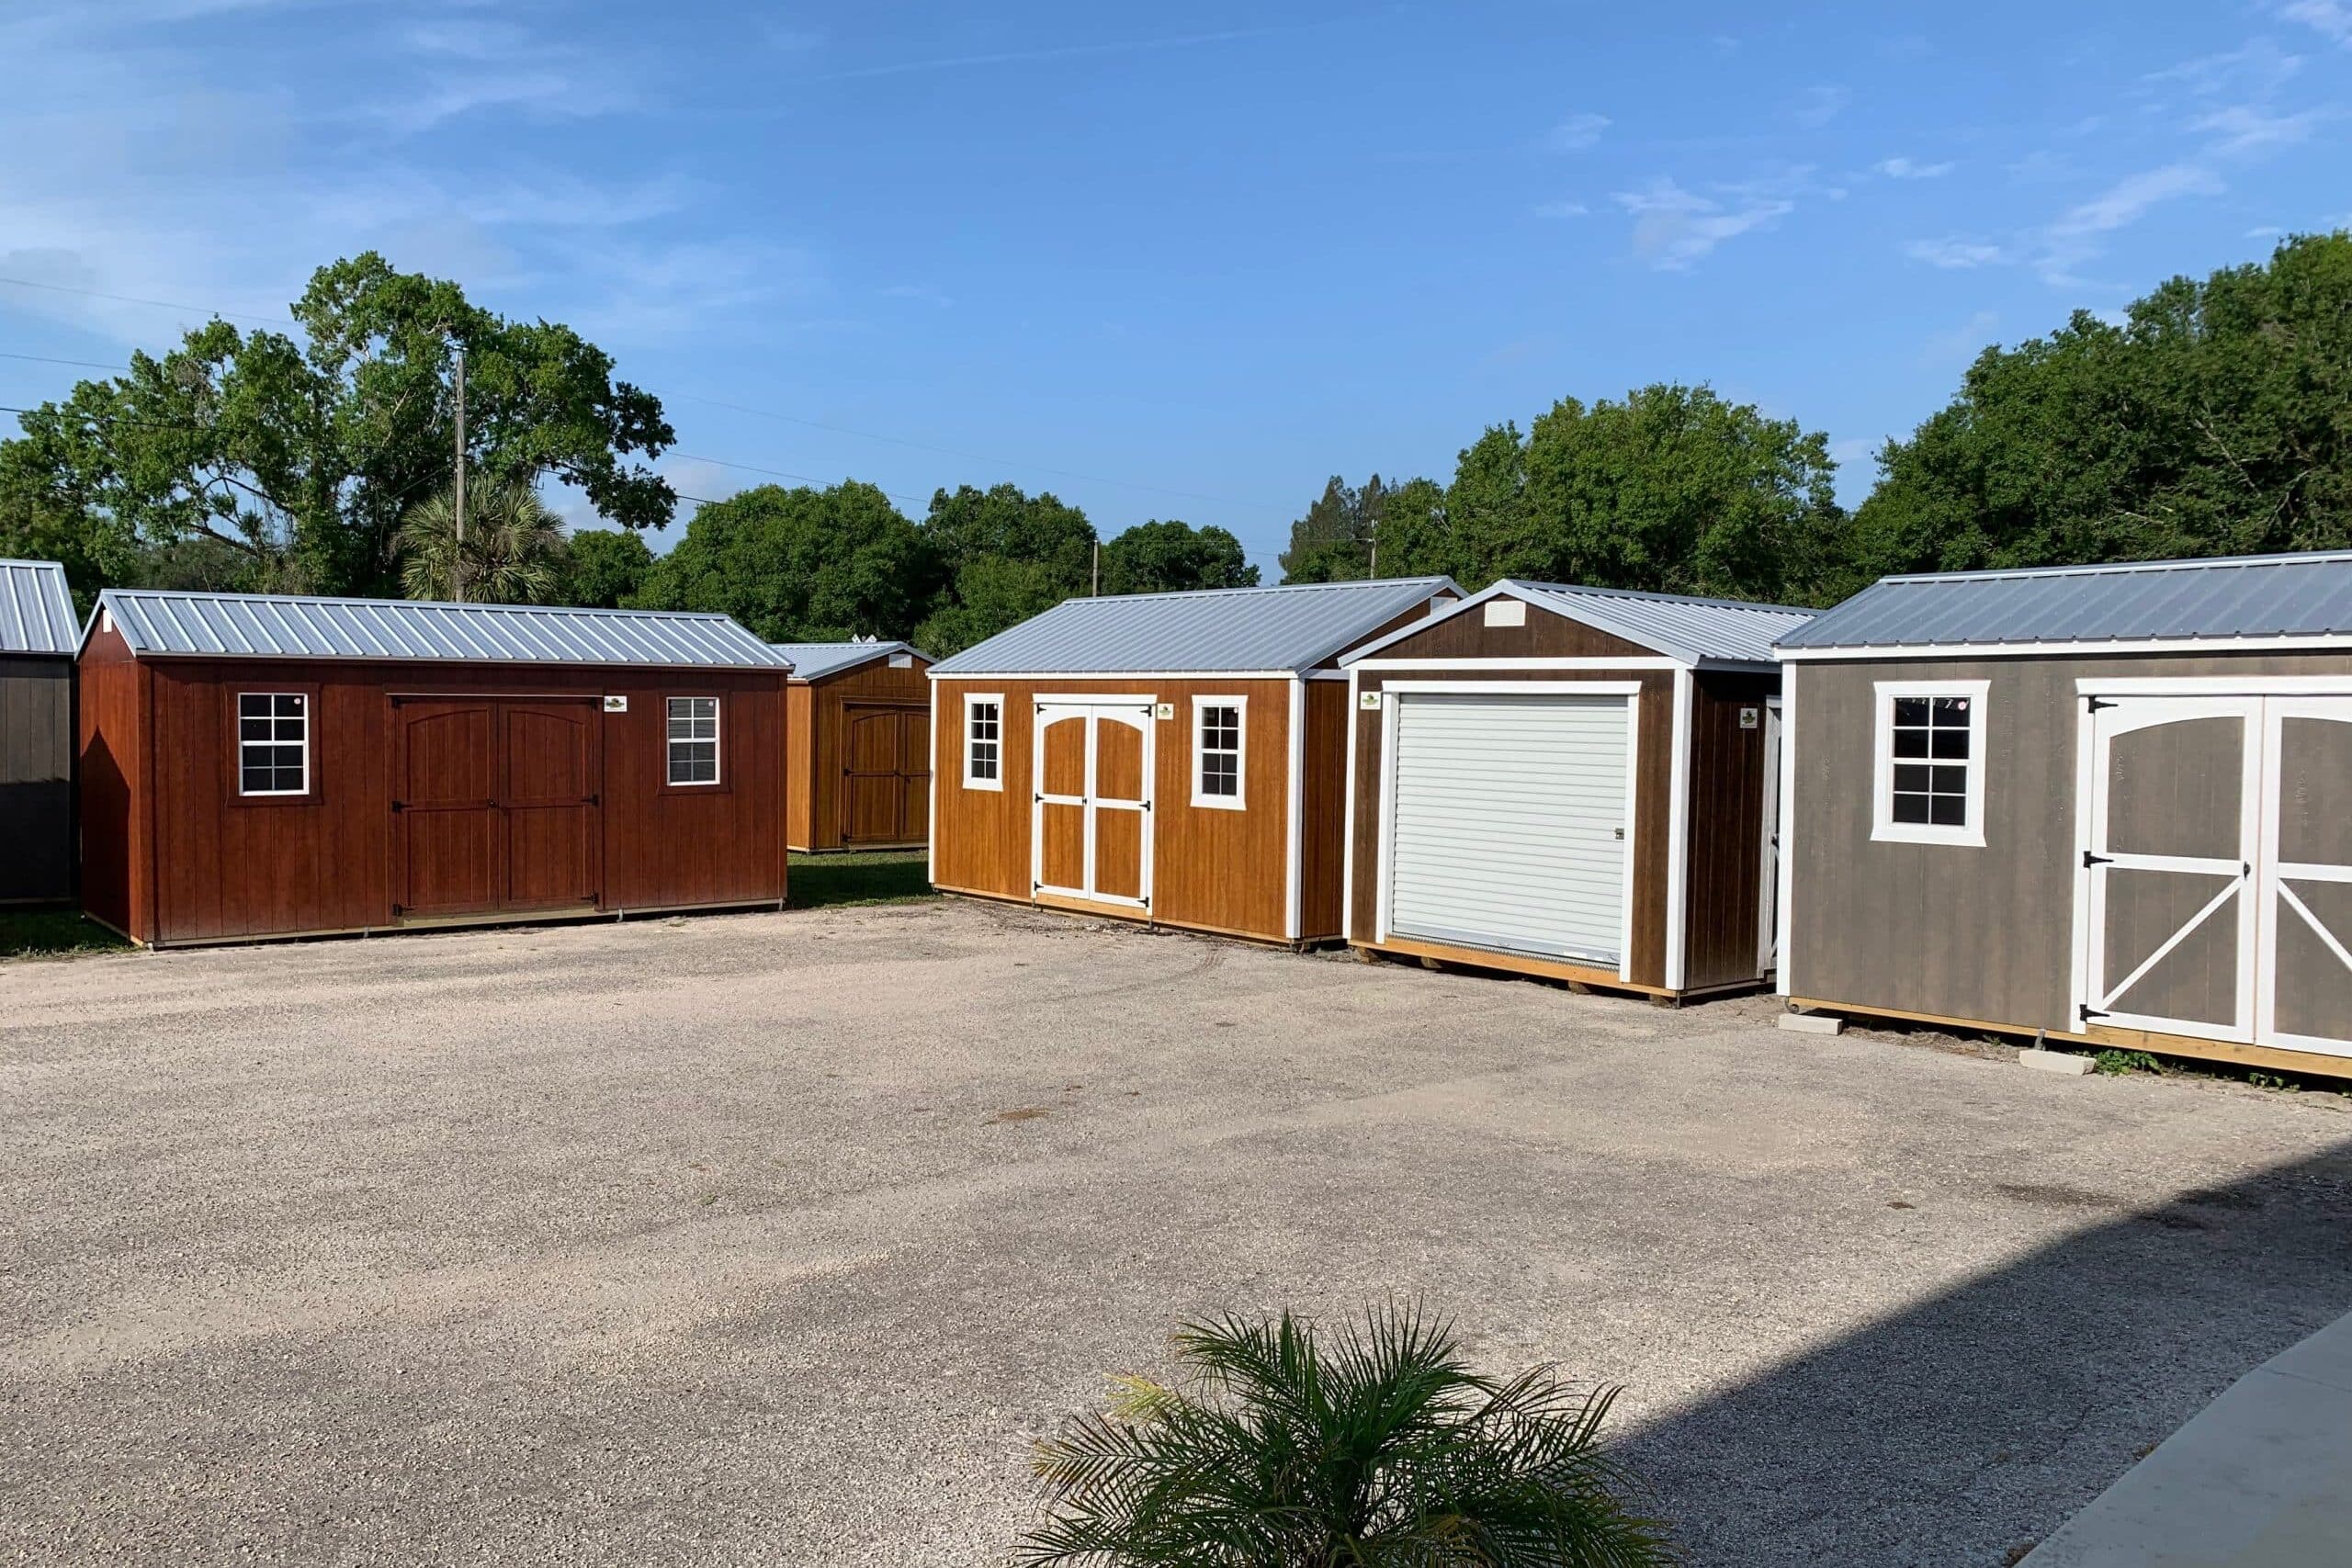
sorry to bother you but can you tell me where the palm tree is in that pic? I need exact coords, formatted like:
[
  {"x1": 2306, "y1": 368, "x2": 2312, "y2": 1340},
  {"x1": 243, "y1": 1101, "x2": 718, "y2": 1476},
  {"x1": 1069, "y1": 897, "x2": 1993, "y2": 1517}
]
[
  {"x1": 396, "y1": 476, "x2": 565, "y2": 604},
  {"x1": 1019, "y1": 1303, "x2": 1675, "y2": 1567}
]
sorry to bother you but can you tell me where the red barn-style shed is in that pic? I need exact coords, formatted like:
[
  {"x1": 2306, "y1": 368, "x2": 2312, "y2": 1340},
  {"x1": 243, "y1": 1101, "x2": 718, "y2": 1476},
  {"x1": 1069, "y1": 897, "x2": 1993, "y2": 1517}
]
[{"x1": 78, "y1": 589, "x2": 794, "y2": 947}]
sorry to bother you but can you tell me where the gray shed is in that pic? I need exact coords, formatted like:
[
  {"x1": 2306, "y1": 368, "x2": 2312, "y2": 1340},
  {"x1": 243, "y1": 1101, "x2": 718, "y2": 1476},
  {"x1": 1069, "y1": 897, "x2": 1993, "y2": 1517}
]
[
  {"x1": 1, "y1": 559, "x2": 80, "y2": 905},
  {"x1": 1774, "y1": 550, "x2": 2352, "y2": 1077}
]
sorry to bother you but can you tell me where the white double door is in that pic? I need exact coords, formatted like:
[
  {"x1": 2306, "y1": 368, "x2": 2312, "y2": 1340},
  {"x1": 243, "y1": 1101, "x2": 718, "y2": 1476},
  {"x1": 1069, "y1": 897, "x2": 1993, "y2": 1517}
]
[
  {"x1": 2077, "y1": 694, "x2": 2352, "y2": 1056},
  {"x1": 1031, "y1": 699, "x2": 1155, "y2": 910}
]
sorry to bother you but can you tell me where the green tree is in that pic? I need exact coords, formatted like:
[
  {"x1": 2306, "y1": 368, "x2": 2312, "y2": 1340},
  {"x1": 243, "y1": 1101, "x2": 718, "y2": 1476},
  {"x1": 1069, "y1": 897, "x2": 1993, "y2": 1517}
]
[
  {"x1": 1020, "y1": 1303, "x2": 1672, "y2": 1568},
  {"x1": 560, "y1": 527, "x2": 656, "y2": 609},
  {"x1": 1278, "y1": 474, "x2": 1392, "y2": 583},
  {"x1": 1851, "y1": 231, "x2": 2352, "y2": 580},
  {"x1": 0, "y1": 251, "x2": 674, "y2": 598},
  {"x1": 396, "y1": 477, "x2": 566, "y2": 604},
  {"x1": 631, "y1": 482, "x2": 932, "y2": 641},
  {"x1": 1372, "y1": 475, "x2": 1453, "y2": 579},
  {"x1": 1100, "y1": 518, "x2": 1260, "y2": 594},
  {"x1": 915, "y1": 482, "x2": 1096, "y2": 654}
]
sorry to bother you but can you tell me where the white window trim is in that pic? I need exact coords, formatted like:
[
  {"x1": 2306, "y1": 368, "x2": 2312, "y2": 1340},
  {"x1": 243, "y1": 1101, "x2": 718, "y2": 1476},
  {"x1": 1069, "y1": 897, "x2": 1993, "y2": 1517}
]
[
  {"x1": 1191, "y1": 694, "x2": 1247, "y2": 810},
  {"x1": 666, "y1": 695, "x2": 723, "y2": 787},
  {"x1": 962, "y1": 692, "x2": 1004, "y2": 791},
  {"x1": 1871, "y1": 679, "x2": 1988, "y2": 847},
  {"x1": 237, "y1": 691, "x2": 310, "y2": 797}
]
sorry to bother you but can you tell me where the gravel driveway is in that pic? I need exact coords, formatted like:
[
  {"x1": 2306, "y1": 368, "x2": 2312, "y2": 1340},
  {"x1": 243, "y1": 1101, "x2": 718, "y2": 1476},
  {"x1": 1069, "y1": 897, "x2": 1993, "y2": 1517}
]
[{"x1": 5, "y1": 900, "x2": 2348, "y2": 1566}]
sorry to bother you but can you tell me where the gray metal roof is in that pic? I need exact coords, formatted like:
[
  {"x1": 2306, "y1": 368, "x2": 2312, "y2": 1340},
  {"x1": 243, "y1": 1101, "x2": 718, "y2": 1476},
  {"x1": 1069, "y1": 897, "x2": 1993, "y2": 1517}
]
[
  {"x1": 929, "y1": 576, "x2": 1459, "y2": 675},
  {"x1": 95, "y1": 589, "x2": 790, "y2": 669},
  {"x1": 1778, "y1": 550, "x2": 2352, "y2": 651},
  {"x1": 770, "y1": 640, "x2": 932, "y2": 681},
  {"x1": 1340, "y1": 579, "x2": 1816, "y2": 667},
  {"x1": 0, "y1": 558, "x2": 78, "y2": 657}
]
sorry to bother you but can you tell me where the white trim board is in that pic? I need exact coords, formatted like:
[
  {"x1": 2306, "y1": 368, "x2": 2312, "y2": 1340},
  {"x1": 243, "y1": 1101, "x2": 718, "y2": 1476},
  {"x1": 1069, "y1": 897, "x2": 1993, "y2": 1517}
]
[
  {"x1": 1779, "y1": 634, "x2": 2352, "y2": 662},
  {"x1": 1776, "y1": 673, "x2": 1796, "y2": 998},
  {"x1": 1341, "y1": 666, "x2": 1362, "y2": 943},
  {"x1": 2076, "y1": 676, "x2": 2352, "y2": 695},
  {"x1": 1665, "y1": 667, "x2": 1692, "y2": 990},
  {"x1": 932, "y1": 669, "x2": 1302, "y2": 682},
  {"x1": 1347, "y1": 656, "x2": 1687, "y2": 671},
  {"x1": 1284, "y1": 679, "x2": 1304, "y2": 941}
]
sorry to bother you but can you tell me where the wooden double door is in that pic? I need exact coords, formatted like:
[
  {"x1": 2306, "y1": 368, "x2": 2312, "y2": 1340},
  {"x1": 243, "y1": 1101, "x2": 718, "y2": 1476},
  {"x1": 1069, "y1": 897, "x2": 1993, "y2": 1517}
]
[
  {"x1": 1033, "y1": 699, "x2": 1154, "y2": 910},
  {"x1": 841, "y1": 704, "x2": 931, "y2": 847},
  {"x1": 391, "y1": 696, "x2": 603, "y2": 920}
]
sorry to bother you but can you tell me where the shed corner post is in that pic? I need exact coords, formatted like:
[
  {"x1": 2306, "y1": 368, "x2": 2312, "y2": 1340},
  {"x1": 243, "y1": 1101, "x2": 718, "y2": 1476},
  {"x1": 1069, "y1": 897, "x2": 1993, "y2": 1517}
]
[
  {"x1": 925, "y1": 673, "x2": 939, "y2": 892},
  {"x1": 1341, "y1": 664, "x2": 1360, "y2": 945},
  {"x1": 1664, "y1": 663, "x2": 1694, "y2": 993},
  {"x1": 1284, "y1": 675, "x2": 1304, "y2": 942},
  {"x1": 1774, "y1": 662, "x2": 1797, "y2": 998}
]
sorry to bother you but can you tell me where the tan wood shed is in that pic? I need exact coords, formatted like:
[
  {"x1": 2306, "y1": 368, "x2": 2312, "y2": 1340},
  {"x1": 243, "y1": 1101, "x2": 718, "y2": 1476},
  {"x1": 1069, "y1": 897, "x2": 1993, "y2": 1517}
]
[
  {"x1": 926, "y1": 578, "x2": 1457, "y2": 944},
  {"x1": 773, "y1": 641, "x2": 934, "y2": 852},
  {"x1": 1340, "y1": 581, "x2": 1818, "y2": 1000},
  {"x1": 1775, "y1": 550, "x2": 2352, "y2": 1078}
]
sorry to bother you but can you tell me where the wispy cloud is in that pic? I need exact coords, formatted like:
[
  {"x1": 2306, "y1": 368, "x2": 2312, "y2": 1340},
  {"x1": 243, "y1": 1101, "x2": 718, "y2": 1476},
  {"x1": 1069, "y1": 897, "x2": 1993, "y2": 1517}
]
[
  {"x1": 1792, "y1": 85, "x2": 1848, "y2": 127},
  {"x1": 806, "y1": 24, "x2": 1295, "y2": 82},
  {"x1": 1612, "y1": 177, "x2": 1794, "y2": 270},
  {"x1": 2192, "y1": 103, "x2": 2324, "y2": 152},
  {"x1": 2146, "y1": 35, "x2": 2304, "y2": 96},
  {"x1": 2034, "y1": 163, "x2": 2225, "y2": 284},
  {"x1": 1873, "y1": 156, "x2": 1955, "y2": 179},
  {"x1": 2279, "y1": 0, "x2": 2352, "y2": 45},
  {"x1": 1905, "y1": 237, "x2": 2007, "y2": 268},
  {"x1": 1544, "y1": 112, "x2": 1610, "y2": 152}
]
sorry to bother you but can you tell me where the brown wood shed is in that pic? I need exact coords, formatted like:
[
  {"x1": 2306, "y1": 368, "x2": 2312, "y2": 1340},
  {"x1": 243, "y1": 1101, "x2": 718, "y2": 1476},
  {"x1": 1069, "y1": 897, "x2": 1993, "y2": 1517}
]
[
  {"x1": 1340, "y1": 581, "x2": 1819, "y2": 1000},
  {"x1": 773, "y1": 640, "x2": 933, "y2": 852},
  {"x1": 78, "y1": 589, "x2": 792, "y2": 948},
  {"x1": 1, "y1": 558, "x2": 80, "y2": 907},
  {"x1": 926, "y1": 578, "x2": 1456, "y2": 944},
  {"x1": 1776, "y1": 550, "x2": 2352, "y2": 1078}
]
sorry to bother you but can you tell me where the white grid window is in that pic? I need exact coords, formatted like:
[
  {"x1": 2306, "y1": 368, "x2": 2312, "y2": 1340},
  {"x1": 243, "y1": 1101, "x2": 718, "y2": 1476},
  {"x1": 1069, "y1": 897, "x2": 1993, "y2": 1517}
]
[
  {"x1": 1871, "y1": 681, "x2": 1988, "y2": 847},
  {"x1": 237, "y1": 693, "x2": 309, "y2": 795},
  {"x1": 964, "y1": 695, "x2": 1003, "y2": 789},
  {"x1": 1193, "y1": 697, "x2": 1245, "y2": 809},
  {"x1": 667, "y1": 696, "x2": 720, "y2": 785}
]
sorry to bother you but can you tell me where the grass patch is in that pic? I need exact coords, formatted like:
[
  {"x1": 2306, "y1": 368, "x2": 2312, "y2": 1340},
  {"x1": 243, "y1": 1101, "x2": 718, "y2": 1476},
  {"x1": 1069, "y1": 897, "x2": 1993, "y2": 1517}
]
[
  {"x1": 786, "y1": 850, "x2": 935, "y2": 910},
  {"x1": 0, "y1": 908, "x2": 132, "y2": 959}
]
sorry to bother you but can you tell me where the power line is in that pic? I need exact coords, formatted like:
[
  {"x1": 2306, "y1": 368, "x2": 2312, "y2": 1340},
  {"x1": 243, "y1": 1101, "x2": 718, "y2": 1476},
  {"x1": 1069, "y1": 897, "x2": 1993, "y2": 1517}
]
[{"x1": 0, "y1": 272, "x2": 1294, "y2": 516}]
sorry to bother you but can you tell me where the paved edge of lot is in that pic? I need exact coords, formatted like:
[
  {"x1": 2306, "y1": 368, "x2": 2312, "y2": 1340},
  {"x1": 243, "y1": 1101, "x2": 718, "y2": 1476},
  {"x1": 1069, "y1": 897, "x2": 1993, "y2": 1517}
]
[{"x1": 2022, "y1": 1307, "x2": 2352, "y2": 1566}]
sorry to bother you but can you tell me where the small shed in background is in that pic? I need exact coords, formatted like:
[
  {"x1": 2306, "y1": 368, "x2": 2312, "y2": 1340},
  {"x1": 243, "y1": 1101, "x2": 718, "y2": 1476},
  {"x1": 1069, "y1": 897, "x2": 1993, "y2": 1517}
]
[
  {"x1": 80, "y1": 589, "x2": 793, "y2": 947},
  {"x1": 1, "y1": 558, "x2": 80, "y2": 906},
  {"x1": 928, "y1": 577, "x2": 1457, "y2": 944},
  {"x1": 774, "y1": 639, "x2": 933, "y2": 852},
  {"x1": 1340, "y1": 581, "x2": 1817, "y2": 1000},
  {"x1": 1776, "y1": 549, "x2": 2352, "y2": 1077}
]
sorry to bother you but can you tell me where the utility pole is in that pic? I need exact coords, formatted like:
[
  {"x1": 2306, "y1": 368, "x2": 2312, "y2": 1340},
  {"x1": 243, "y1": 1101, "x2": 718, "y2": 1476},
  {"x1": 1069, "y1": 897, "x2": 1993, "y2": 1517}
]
[
  {"x1": 1091, "y1": 539, "x2": 1100, "y2": 596},
  {"x1": 452, "y1": 345, "x2": 467, "y2": 603}
]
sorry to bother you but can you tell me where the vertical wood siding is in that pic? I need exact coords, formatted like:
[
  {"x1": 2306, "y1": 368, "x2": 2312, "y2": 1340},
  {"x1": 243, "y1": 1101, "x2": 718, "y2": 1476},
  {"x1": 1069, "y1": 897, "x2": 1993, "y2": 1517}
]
[
  {"x1": 0, "y1": 658, "x2": 75, "y2": 904},
  {"x1": 76, "y1": 626, "x2": 147, "y2": 939},
  {"x1": 1681, "y1": 671, "x2": 1776, "y2": 990},
  {"x1": 786, "y1": 657, "x2": 932, "y2": 852}
]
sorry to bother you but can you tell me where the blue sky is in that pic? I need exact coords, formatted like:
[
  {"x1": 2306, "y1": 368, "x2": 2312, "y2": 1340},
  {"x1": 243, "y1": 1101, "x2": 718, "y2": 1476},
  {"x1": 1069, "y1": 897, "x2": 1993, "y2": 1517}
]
[{"x1": 2, "y1": 1, "x2": 2347, "y2": 574}]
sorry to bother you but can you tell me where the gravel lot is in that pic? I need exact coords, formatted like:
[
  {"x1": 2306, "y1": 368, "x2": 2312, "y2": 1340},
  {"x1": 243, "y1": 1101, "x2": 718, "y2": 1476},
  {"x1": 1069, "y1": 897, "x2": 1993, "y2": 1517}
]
[{"x1": 5, "y1": 899, "x2": 2348, "y2": 1566}]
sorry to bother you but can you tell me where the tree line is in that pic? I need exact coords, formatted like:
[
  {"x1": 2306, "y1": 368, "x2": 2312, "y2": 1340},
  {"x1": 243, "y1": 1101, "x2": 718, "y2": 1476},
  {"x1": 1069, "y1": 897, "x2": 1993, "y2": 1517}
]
[{"x1": 6, "y1": 235, "x2": 2347, "y2": 651}]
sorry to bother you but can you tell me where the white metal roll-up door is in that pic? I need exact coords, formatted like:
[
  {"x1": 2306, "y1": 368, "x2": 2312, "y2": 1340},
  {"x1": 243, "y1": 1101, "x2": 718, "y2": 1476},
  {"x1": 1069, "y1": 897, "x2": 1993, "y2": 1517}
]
[{"x1": 1385, "y1": 692, "x2": 1633, "y2": 965}]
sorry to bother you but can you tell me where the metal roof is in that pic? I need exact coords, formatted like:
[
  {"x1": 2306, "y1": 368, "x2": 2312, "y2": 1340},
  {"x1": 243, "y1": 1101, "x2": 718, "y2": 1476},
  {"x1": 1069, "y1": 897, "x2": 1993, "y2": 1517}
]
[
  {"x1": 929, "y1": 577, "x2": 1459, "y2": 675},
  {"x1": 1778, "y1": 550, "x2": 2352, "y2": 651},
  {"x1": 95, "y1": 589, "x2": 790, "y2": 669},
  {"x1": 770, "y1": 640, "x2": 932, "y2": 681},
  {"x1": 0, "y1": 558, "x2": 77, "y2": 657},
  {"x1": 1340, "y1": 579, "x2": 1816, "y2": 667}
]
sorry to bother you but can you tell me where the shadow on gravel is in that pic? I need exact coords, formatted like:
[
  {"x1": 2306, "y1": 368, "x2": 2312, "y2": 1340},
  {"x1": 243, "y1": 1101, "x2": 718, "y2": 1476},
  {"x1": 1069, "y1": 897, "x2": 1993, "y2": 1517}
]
[{"x1": 1618, "y1": 1137, "x2": 2352, "y2": 1568}]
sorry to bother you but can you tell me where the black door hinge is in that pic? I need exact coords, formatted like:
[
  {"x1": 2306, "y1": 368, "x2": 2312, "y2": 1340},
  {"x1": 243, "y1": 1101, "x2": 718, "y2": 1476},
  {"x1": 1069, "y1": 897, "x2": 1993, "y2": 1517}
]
[
  {"x1": 586, "y1": 793, "x2": 600, "y2": 807},
  {"x1": 2078, "y1": 1003, "x2": 2109, "y2": 1023},
  {"x1": 390, "y1": 800, "x2": 405, "y2": 813},
  {"x1": 2083, "y1": 850, "x2": 2111, "y2": 868},
  {"x1": 390, "y1": 902, "x2": 404, "y2": 917},
  {"x1": 2086, "y1": 696, "x2": 2117, "y2": 712}
]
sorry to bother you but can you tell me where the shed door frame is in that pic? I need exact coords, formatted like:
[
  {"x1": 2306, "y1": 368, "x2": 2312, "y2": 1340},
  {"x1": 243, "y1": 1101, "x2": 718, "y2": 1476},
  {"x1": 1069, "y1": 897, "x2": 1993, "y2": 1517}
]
[
  {"x1": 1758, "y1": 695, "x2": 1782, "y2": 976},
  {"x1": 2072, "y1": 679, "x2": 2352, "y2": 1058},
  {"x1": 1030, "y1": 694, "x2": 1156, "y2": 912},
  {"x1": 1374, "y1": 680, "x2": 1643, "y2": 980},
  {"x1": 839, "y1": 700, "x2": 930, "y2": 848},
  {"x1": 390, "y1": 692, "x2": 604, "y2": 921}
]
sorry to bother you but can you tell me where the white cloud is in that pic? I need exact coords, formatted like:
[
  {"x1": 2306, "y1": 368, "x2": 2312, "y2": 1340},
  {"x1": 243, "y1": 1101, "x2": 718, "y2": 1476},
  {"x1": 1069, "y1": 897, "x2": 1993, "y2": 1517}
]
[
  {"x1": 1874, "y1": 156, "x2": 1956, "y2": 179},
  {"x1": 1905, "y1": 238, "x2": 2007, "y2": 268},
  {"x1": 1612, "y1": 178, "x2": 1794, "y2": 270},
  {"x1": 2279, "y1": 1, "x2": 2352, "y2": 44},
  {"x1": 2192, "y1": 103, "x2": 2324, "y2": 152},
  {"x1": 1544, "y1": 112, "x2": 1611, "y2": 152},
  {"x1": 2246, "y1": 224, "x2": 2287, "y2": 237},
  {"x1": 2146, "y1": 36, "x2": 2304, "y2": 96},
  {"x1": 1792, "y1": 85, "x2": 1848, "y2": 127},
  {"x1": 2032, "y1": 163, "x2": 2226, "y2": 284},
  {"x1": 1922, "y1": 309, "x2": 2001, "y2": 364},
  {"x1": 1532, "y1": 199, "x2": 1589, "y2": 219}
]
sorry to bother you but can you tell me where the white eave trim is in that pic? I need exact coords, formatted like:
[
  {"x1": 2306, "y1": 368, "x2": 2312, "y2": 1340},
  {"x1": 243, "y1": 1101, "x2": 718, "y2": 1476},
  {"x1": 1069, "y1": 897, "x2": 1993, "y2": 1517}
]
[
  {"x1": 1777, "y1": 633, "x2": 2352, "y2": 661},
  {"x1": 929, "y1": 668, "x2": 1303, "y2": 681}
]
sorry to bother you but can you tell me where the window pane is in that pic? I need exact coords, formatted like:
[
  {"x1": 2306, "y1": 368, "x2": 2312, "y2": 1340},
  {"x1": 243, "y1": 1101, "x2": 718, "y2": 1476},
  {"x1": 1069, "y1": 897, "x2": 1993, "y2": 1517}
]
[
  {"x1": 241, "y1": 717, "x2": 272, "y2": 742},
  {"x1": 1930, "y1": 695, "x2": 1970, "y2": 722},
  {"x1": 1892, "y1": 728, "x2": 1928, "y2": 758},
  {"x1": 242, "y1": 762, "x2": 273, "y2": 793},
  {"x1": 1929, "y1": 795, "x2": 1968, "y2": 827},
  {"x1": 1930, "y1": 764, "x2": 1968, "y2": 795},
  {"x1": 1893, "y1": 763, "x2": 1933, "y2": 793},
  {"x1": 1930, "y1": 728, "x2": 1969, "y2": 760},
  {"x1": 239, "y1": 694, "x2": 268, "y2": 720},
  {"x1": 1893, "y1": 697, "x2": 1928, "y2": 727},
  {"x1": 276, "y1": 694, "x2": 305, "y2": 719},
  {"x1": 1892, "y1": 793, "x2": 1932, "y2": 824},
  {"x1": 272, "y1": 765, "x2": 303, "y2": 792}
]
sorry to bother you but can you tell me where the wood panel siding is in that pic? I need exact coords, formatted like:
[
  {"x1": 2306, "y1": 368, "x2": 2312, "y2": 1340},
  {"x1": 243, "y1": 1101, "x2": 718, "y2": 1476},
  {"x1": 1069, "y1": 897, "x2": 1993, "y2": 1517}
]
[
  {"x1": 786, "y1": 654, "x2": 932, "y2": 852},
  {"x1": 1786, "y1": 649, "x2": 2352, "y2": 1033},
  {"x1": 1682, "y1": 671, "x2": 1776, "y2": 990},
  {"x1": 931, "y1": 675, "x2": 1303, "y2": 941},
  {"x1": 1299, "y1": 680, "x2": 1350, "y2": 941},
  {"x1": 0, "y1": 657, "x2": 74, "y2": 904},
  {"x1": 1353, "y1": 601, "x2": 1655, "y2": 662},
  {"x1": 76, "y1": 624, "x2": 147, "y2": 939},
  {"x1": 101, "y1": 659, "x2": 786, "y2": 946}
]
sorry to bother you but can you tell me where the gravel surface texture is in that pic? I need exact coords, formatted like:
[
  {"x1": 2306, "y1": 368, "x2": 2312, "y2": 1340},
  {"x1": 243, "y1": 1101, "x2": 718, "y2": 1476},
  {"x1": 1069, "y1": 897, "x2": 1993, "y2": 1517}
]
[{"x1": 4, "y1": 899, "x2": 2348, "y2": 1566}]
